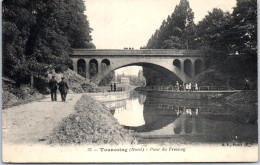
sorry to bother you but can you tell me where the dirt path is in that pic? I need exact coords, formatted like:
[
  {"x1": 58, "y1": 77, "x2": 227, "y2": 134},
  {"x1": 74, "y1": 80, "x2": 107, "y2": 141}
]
[{"x1": 2, "y1": 93, "x2": 83, "y2": 144}]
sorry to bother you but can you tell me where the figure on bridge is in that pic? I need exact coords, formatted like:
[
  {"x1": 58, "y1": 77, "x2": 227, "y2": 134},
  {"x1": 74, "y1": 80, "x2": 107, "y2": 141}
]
[
  {"x1": 48, "y1": 75, "x2": 58, "y2": 101},
  {"x1": 58, "y1": 77, "x2": 69, "y2": 102},
  {"x1": 244, "y1": 78, "x2": 250, "y2": 90},
  {"x1": 110, "y1": 83, "x2": 113, "y2": 91},
  {"x1": 195, "y1": 83, "x2": 199, "y2": 91},
  {"x1": 176, "y1": 81, "x2": 180, "y2": 91},
  {"x1": 114, "y1": 83, "x2": 117, "y2": 92}
]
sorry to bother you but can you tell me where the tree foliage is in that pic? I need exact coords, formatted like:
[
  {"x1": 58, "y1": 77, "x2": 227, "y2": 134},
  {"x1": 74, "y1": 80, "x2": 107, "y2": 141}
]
[
  {"x1": 146, "y1": 0, "x2": 196, "y2": 49},
  {"x1": 144, "y1": 0, "x2": 196, "y2": 85},
  {"x1": 144, "y1": 0, "x2": 257, "y2": 88},
  {"x1": 230, "y1": 0, "x2": 257, "y2": 56},
  {"x1": 99, "y1": 71, "x2": 115, "y2": 86},
  {"x1": 3, "y1": 0, "x2": 95, "y2": 85},
  {"x1": 196, "y1": 0, "x2": 257, "y2": 88}
]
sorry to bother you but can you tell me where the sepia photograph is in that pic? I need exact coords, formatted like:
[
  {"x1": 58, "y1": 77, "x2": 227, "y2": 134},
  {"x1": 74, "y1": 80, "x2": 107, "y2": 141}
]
[{"x1": 2, "y1": 0, "x2": 258, "y2": 163}]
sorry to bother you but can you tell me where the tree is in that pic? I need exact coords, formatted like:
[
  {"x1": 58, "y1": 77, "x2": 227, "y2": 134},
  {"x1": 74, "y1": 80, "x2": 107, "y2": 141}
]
[
  {"x1": 230, "y1": 0, "x2": 257, "y2": 56},
  {"x1": 227, "y1": 0, "x2": 257, "y2": 87},
  {"x1": 196, "y1": 8, "x2": 232, "y2": 65},
  {"x1": 63, "y1": 0, "x2": 94, "y2": 48},
  {"x1": 2, "y1": 0, "x2": 37, "y2": 85},
  {"x1": 168, "y1": 0, "x2": 196, "y2": 49},
  {"x1": 3, "y1": 0, "x2": 95, "y2": 86},
  {"x1": 146, "y1": 0, "x2": 196, "y2": 49},
  {"x1": 195, "y1": 0, "x2": 257, "y2": 89},
  {"x1": 145, "y1": 0, "x2": 196, "y2": 86},
  {"x1": 99, "y1": 71, "x2": 115, "y2": 86}
]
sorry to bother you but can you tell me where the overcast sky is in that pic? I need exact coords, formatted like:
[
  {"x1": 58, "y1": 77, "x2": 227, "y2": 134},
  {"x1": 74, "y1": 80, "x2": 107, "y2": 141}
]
[{"x1": 84, "y1": 0, "x2": 236, "y2": 75}]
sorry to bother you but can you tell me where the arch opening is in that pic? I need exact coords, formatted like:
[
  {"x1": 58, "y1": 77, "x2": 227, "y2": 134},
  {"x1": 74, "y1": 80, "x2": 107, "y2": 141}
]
[
  {"x1": 101, "y1": 59, "x2": 110, "y2": 66},
  {"x1": 97, "y1": 62, "x2": 184, "y2": 86},
  {"x1": 77, "y1": 59, "x2": 86, "y2": 78},
  {"x1": 184, "y1": 59, "x2": 192, "y2": 77},
  {"x1": 195, "y1": 59, "x2": 203, "y2": 75},
  {"x1": 89, "y1": 59, "x2": 98, "y2": 78},
  {"x1": 195, "y1": 118, "x2": 203, "y2": 133},
  {"x1": 174, "y1": 125, "x2": 181, "y2": 134},
  {"x1": 184, "y1": 118, "x2": 192, "y2": 134},
  {"x1": 173, "y1": 59, "x2": 181, "y2": 68},
  {"x1": 101, "y1": 59, "x2": 110, "y2": 71}
]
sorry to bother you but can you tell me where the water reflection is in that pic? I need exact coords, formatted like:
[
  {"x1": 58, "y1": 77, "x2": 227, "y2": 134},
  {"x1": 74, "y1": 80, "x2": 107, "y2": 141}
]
[{"x1": 108, "y1": 91, "x2": 257, "y2": 144}]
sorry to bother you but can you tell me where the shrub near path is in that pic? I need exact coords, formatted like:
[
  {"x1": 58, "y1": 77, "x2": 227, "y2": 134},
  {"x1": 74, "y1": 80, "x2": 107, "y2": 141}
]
[{"x1": 48, "y1": 95, "x2": 137, "y2": 145}]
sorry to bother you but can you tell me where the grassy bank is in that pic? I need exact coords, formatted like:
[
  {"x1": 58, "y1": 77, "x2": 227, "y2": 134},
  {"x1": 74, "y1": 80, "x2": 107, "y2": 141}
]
[
  {"x1": 2, "y1": 78, "x2": 45, "y2": 109},
  {"x1": 225, "y1": 90, "x2": 257, "y2": 107},
  {"x1": 48, "y1": 95, "x2": 137, "y2": 145}
]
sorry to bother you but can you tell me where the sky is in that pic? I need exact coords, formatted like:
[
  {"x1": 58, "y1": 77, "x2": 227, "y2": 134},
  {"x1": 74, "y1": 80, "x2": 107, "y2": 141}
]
[{"x1": 84, "y1": 0, "x2": 237, "y2": 75}]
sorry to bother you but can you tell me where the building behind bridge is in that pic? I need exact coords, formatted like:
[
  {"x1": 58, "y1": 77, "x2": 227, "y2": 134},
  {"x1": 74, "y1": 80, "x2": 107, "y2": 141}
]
[{"x1": 120, "y1": 77, "x2": 130, "y2": 85}]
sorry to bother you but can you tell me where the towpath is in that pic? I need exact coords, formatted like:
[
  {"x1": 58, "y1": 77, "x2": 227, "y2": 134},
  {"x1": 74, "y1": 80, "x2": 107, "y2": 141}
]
[{"x1": 2, "y1": 93, "x2": 83, "y2": 144}]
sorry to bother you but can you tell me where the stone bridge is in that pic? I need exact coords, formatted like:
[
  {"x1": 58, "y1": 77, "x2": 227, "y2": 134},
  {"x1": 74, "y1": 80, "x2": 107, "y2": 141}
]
[{"x1": 70, "y1": 49, "x2": 205, "y2": 85}]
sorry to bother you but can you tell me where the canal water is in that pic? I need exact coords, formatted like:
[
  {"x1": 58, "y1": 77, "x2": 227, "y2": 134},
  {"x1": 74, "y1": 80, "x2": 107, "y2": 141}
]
[{"x1": 104, "y1": 91, "x2": 258, "y2": 145}]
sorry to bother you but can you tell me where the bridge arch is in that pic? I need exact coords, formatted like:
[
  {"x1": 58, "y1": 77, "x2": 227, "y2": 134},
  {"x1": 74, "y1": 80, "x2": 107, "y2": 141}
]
[
  {"x1": 91, "y1": 60, "x2": 191, "y2": 85},
  {"x1": 77, "y1": 59, "x2": 86, "y2": 77},
  {"x1": 89, "y1": 59, "x2": 98, "y2": 78},
  {"x1": 173, "y1": 59, "x2": 181, "y2": 68},
  {"x1": 101, "y1": 59, "x2": 110, "y2": 71},
  {"x1": 174, "y1": 125, "x2": 181, "y2": 134},
  {"x1": 101, "y1": 59, "x2": 110, "y2": 66},
  {"x1": 184, "y1": 59, "x2": 192, "y2": 77}
]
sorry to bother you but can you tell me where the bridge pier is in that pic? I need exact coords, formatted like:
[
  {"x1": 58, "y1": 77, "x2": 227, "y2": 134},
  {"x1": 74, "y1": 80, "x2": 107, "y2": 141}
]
[
  {"x1": 98, "y1": 59, "x2": 102, "y2": 73},
  {"x1": 85, "y1": 59, "x2": 90, "y2": 79},
  {"x1": 180, "y1": 59, "x2": 184, "y2": 74},
  {"x1": 72, "y1": 59, "x2": 78, "y2": 74},
  {"x1": 191, "y1": 60, "x2": 195, "y2": 78}
]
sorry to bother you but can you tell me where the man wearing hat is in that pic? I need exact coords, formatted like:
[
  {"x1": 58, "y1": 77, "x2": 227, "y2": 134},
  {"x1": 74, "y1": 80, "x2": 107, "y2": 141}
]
[
  {"x1": 58, "y1": 77, "x2": 69, "y2": 102},
  {"x1": 48, "y1": 75, "x2": 58, "y2": 101}
]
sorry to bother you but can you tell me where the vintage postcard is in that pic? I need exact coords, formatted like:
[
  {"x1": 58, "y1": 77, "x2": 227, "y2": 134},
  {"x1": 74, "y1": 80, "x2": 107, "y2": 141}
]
[{"x1": 2, "y1": 0, "x2": 258, "y2": 163}]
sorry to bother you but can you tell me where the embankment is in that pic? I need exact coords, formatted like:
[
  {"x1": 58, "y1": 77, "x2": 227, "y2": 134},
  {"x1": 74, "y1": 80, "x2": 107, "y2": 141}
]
[
  {"x1": 225, "y1": 90, "x2": 257, "y2": 107},
  {"x1": 2, "y1": 77, "x2": 44, "y2": 109},
  {"x1": 87, "y1": 91, "x2": 130, "y2": 102},
  {"x1": 48, "y1": 95, "x2": 137, "y2": 145}
]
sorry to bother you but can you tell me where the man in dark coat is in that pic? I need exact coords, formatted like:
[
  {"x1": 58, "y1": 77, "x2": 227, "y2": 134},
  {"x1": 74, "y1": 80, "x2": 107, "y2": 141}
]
[
  {"x1": 48, "y1": 75, "x2": 58, "y2": 101},
  {"x1": 244, "y1": 78, "x2": 250, "y2": 90},
  {"x1": 114, "y1": 83, "x2": 116, "y2": 92},
  {"x1": 58, "y1": 77, "x2": 69, "y2": 102},
  {"x1": 110, "y1": 83, "x2": 113, "y2": 91}
]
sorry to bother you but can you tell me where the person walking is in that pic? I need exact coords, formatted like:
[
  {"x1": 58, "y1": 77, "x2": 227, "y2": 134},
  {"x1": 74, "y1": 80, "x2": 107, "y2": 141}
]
[
  {"x1": 58, "y1": 77, "x2": 69, "y2": 102},
  {"x1": 176, "y1": 81, "x2": 180, "y2": 91},
  {"x1": 244, "y1": 79, "x2": 250, "y2": 90},
  {"x1": 185, "y1": 83, "x2": 189, "y2": 91},
  {"x1": 48, "y1": 75, "x2": 58, "y2": 101},
  {"x1": 191, "y1": 83, "x2": 194, "y2": 91},
  {"x1": 114, "y1": 83, "x2": 117, "y2": 92},
  {"x1": 195, "y1": 83, "x2": 199, "y2": 91},
  {"x1": 110, "y1": 83, "x2": 113, "y2": 91}
]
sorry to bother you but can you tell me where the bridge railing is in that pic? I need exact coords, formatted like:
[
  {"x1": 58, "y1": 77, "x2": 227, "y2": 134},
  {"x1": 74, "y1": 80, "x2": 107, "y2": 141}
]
[
  {"x1": 88, "y1": 86, "x2": 127, "y2": 93},
  {"x1": 147, "y1": 86, "x2": 234, "y2": 91},
  {"x1": 198, "y1": 86, "x2": 235, "y2": 91}
]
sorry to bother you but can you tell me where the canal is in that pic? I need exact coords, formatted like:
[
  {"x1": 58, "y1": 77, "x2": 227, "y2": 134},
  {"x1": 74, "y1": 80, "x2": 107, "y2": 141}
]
[{"x1": 103, "y1": 90, "x2": 258, "y2": 145}]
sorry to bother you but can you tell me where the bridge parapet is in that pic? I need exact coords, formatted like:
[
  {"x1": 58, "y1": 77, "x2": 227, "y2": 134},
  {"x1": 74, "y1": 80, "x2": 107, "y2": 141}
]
[{"x1": 72, "y1": 49, "x2": 204, "y2": 57}]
